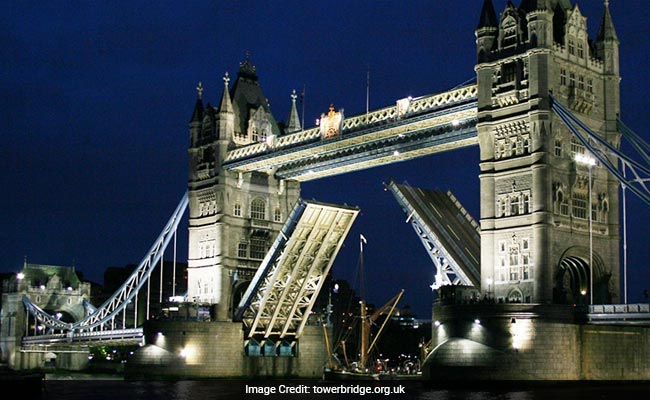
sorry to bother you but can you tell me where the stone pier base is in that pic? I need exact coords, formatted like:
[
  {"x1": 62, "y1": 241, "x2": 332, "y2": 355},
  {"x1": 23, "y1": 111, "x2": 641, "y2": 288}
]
[
  {"x1": 125, "y1": 320, "x2": 329, "y2": 380},
  {"x1": 424, "y1": 304, "x2": 650, "y2": 381}
]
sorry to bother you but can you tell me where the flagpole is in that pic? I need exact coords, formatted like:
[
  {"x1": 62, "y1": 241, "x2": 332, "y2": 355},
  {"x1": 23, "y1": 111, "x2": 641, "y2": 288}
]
[
  {"x1": 301, "y1": 84, "x2": 305, "y2": 132},
  {"x1": 366, "y1": 65, "x2": 370, "y2": 117}
]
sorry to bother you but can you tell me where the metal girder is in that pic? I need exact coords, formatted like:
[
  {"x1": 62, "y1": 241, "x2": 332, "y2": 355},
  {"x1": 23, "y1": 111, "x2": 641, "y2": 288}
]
[
  {"x1": 236, "y1": 199, "x2": 359, "y2": 339},
  {"x1": 386, "y1": 180, "x2": 480, "y2": 289},
  {"x1": 222, "y1": 85, "x2": 478, "y2": 182},
  {"x1": 22, "y1": 191, "x2": 189, "y2": 336}
]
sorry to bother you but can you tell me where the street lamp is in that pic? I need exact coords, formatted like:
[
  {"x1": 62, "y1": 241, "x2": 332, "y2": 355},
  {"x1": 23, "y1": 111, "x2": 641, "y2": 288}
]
[{"x1": 575, "y1": 153, "x2": 596, "y2": 305}]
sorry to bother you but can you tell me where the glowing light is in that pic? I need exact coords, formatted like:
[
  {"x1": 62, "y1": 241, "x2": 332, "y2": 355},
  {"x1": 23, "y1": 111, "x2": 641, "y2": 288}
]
[
  {"x1": 55, "y1": 312, "x2": 62, "y2": 319},
  {"x1": 37, "y1": 325, "x2": 44, "y2": 331},
  {"x1": 393, "y1": 150, "x2": 400, "y2": 156},
  {"x1": 474, "y1": 319, "x2": 481, "y2": 325},
  {"x1": 66, "y1": 286, "x2": 72, "y2": 291},
  {"x1": 452, "y1": 119, "x2": 460, "y2": 127},
  {"x1": 574, "y1": 153, "x2": 596, "y2": 166},
  {"x1": 434, "y1": 320, "x2": 441, "y2": 327},
  {"x1": 39, "y1": 285, "x2": 45, "y2": 290},
  {"x1": 581, "y1": 290, "x2": 587, "y2": 296},
  {"x1": 510, "y1": 318, "x2": 532, "y2": 350},
  {"x1": 16, "y1": 272, "x2": 24, "y2": 280},
  {"x1": 157, "y1": 332, "x2": 164, "y2": 337}
]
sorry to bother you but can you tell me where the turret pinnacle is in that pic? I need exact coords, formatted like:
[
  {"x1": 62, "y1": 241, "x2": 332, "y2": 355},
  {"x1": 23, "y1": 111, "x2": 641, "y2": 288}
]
[
  {"x1": 190, "y1": 81, "x2": 204, "y2": 123},
  {"x1": 597, "y1": 0, "x2": 618, "y2": 43},
  {"x1": 286, "y1": 89, "x2": 302, "y2": 134},
  {"x1": 219, "y1": 72, "x2": 233, "y2": 114},
  {"x1": 477, "y1": 0, "x2": 498, "y2": 30}
]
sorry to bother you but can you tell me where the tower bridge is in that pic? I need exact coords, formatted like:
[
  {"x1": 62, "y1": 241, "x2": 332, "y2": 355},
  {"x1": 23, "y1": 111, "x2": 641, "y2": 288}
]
[{"x1": 5, "y1": 0, "x2": 650, "y2": 380}]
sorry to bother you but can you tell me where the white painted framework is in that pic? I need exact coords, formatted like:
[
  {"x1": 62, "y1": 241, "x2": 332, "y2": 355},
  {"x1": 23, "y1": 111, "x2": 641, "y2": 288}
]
[{"x1": 236, "y1": 200, "x2": 359, "y2": 339}]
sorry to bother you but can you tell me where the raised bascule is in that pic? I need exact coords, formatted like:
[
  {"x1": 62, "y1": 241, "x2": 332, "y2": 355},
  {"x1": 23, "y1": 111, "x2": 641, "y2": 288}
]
[{"x1": 5, "y1": 0, "x2": 650, "y2": 380}]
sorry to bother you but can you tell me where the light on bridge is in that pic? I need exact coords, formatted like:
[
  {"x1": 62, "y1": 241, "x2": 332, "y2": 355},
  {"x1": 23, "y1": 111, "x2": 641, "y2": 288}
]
[
  {"x1": 452, "y1": 119, "x2": 460, "y2": 127},
  {"x1": 434, "y1": 320, "x2": 441, "y2": 327},
  {"x1": 16, "y1": 272, "x2": 24, "y2": 280},
  {"x1": 474, "y1": 319, "x2": 481, "y2": 325}
]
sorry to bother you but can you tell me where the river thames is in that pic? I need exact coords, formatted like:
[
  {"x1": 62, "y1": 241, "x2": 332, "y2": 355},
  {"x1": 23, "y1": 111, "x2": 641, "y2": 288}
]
[{"x1": 40, "y1": 378, "x2": 650, "y2": 400}]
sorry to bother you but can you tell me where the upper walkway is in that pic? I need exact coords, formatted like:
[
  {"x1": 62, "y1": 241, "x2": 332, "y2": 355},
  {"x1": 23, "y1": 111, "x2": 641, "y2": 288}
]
[{"x1": 223, "y1": 84, "x2": 478, "y2": 181}]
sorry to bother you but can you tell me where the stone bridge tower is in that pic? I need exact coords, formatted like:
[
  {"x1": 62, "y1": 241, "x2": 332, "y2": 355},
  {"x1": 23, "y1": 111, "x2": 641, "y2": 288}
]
[
  {"x1": 475, "y1": 0, "x2": 620, "y2": 304},
  {"x1": 1, "y1": 262, "x2": 91, "y2": 368},
  {"x1": 186, "y1": 57, "x2": 301, "y2": 321}
]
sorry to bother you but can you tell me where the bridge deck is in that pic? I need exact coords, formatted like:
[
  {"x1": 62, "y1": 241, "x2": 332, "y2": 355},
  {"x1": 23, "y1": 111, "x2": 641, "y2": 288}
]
[
  {"x1": 388, "y1": 181, "x2": 480, "y2": 288},
  {"x1": 223, "y1": 85, "x2": 478, "y2": 181},
  {"x1": 236, "y1": 199, "x2": 359, "y2": 339}
]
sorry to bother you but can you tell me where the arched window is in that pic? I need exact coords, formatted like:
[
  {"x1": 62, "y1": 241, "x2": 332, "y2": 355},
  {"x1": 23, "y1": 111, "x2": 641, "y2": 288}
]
[
  {"x1": 273, "y1": 208, "x2": 282, "y2": 223},
  {"x1": 250, "y1": 198, "x2": 266, "y2": 220}
]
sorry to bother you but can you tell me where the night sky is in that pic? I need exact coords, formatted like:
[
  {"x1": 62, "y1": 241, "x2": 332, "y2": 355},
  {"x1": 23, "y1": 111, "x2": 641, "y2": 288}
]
[{"x1": 3, "y1": 1, "x2": 649, "y2": 317}]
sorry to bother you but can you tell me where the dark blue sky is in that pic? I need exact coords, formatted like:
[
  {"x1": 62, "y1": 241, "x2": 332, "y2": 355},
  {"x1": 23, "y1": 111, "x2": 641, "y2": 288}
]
[{"x1": 2, "y1": 1, "x2": 648, "y2": 317}]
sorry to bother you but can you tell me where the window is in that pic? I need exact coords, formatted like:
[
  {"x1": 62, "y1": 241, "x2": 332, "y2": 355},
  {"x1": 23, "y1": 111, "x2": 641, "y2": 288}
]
[
  {"x1": 238, "y1": 242, "x2": 248, "y2": 258},
  {"x1": 250, "y1": 238, "x2": 267, "y2": 260},
  {"x1": 234, "y1": 202, "x2": 242, "y2": 217},
  {"x1": 250, "y1": 198, "x2": 266, "y2": 220},
  {"x1": 569, "y1": 72, "x2": 575, "y2": 88},
  {"x1": 510, "y1": 195, "x2": 520, "y2": 216},
  {"x1": 273, "y1": 208, "x2": 282, "y2": 223},
  {"x1": 587, "y1": 78, "x2": 593, "y2": 93},
  {"x1": 523, "y1": 194, "x2": 530, "y2": 214},
  {"x1": 572, "y1": 192, "x2": 588, "y2": 219},
  {"x1": 502, "y1": 62, "x2": 517, "y2": 83},
  {"x1": 560, "y1": 68, "x2": 567, "y2": 86},
  {"x1": 578, "y1": 76, "x2": 584, "y2": 90},
  {"x1": 554, "y1": 140, "x2": 562, "y2": 157},
  {"x1": 570, "y1": 138, "x2": 585, "y2": 156},
  {"x1": 577, "y1": 42, "x2": 584, "y2": 58},
  {"x1": 568, "y1": 39, "x2": 575, "y2": 55}
]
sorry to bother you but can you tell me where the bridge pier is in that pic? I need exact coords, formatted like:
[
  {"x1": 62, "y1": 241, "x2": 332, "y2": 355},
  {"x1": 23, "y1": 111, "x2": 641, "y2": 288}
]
[
  {"x1": 125, "y1": 320, "x2": 330, "y2": 379},
  {"x1": 423, "y1": 303, "x2": 650, "y2": 381}
]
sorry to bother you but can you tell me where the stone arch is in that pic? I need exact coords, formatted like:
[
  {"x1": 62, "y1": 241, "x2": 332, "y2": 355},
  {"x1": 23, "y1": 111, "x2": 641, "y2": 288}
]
[
  {"x1": 231, "y1": 280, "x2": 251, "y2": 319},
  {"x1": 554, "y1": 246, "x2": 609, "y2": 305},
  {"x1": 506, "y1": 287, "x2": 523, "y2": 303}
]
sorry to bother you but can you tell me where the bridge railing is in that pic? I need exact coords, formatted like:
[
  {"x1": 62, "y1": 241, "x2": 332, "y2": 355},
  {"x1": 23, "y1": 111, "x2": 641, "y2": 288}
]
[{"x1": 223, "y1": 84, "x2": 477, "y2": 164}]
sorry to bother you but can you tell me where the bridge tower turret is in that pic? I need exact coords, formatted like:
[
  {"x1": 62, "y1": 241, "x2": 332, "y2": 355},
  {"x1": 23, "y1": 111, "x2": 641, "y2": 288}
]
[
  {"x1": 475, "y1": 1, "x2": 620, "y2": 305},
  {"x1": 186, "y1": 57, "x2": 300, "y2": 321}
]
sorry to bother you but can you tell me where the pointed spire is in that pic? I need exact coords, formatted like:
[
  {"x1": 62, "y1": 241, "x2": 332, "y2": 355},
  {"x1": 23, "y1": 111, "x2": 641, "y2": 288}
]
[
  {"x1": 597, "y1": 0, "x2": 618, "y2": 43},
  {"x1": 190, "y1": 81, "x2": 204, "y2": 123},
  {"x1": 286, "y1": 89, "x2": 302, "y2": 134},
  {"x1": 219, "y1": 72, "x2": 233, "y2": 114},
  {"x1": 477, "y1": 0, "x2": 498, "y2": 30}
]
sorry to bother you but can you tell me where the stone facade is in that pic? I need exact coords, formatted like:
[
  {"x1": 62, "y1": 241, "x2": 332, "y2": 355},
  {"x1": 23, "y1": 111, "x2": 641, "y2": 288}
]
[
  {"x1": 425, "y1": 304, "x2": 650, "y2": 381},
  {"x1": 0, "y1": 263, "x2": 91, "y2": 369},
  {"x1": 476, "y1": 0, "x2": 621, "y2": 305},
  {"x1": 186, "y1": 60, "x2": 301, "y2": 321}
]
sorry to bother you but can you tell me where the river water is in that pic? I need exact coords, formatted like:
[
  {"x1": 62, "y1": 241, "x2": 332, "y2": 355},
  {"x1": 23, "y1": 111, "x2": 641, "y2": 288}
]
[{"x1": 40, "y1": 378, "x2": 650, "y2": 400}]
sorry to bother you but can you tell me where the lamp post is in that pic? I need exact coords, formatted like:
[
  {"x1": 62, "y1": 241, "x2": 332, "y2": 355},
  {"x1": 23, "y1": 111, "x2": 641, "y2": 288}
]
[{"x1": 575, "y1": 153, "x2": 596, "y2": 305}]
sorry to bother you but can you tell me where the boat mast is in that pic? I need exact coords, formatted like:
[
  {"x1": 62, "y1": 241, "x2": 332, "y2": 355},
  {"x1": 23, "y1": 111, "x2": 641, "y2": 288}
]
[{"x1": 359, "y1": 234, "x2": 368, "y2": 371}]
